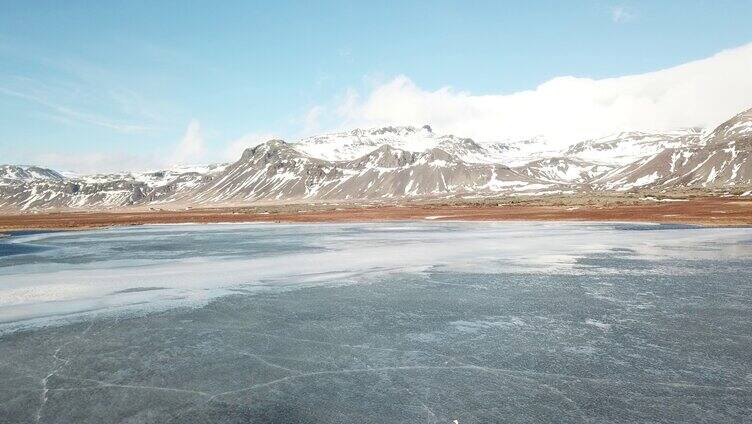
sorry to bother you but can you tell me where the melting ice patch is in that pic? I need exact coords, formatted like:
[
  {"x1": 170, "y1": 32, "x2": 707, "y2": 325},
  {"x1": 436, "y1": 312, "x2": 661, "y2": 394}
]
[{"x1": 1, "y1": 222, "x2": 752, "y2": 330}]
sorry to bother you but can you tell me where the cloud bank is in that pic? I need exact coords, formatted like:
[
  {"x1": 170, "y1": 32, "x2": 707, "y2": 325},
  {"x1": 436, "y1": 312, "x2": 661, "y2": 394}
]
[
  {"x1": 328, "y1": 43, "x2": 752, "y2": 147},
  {"x1": 170, "y1": 120, "x2": 205, "y2": 165}
]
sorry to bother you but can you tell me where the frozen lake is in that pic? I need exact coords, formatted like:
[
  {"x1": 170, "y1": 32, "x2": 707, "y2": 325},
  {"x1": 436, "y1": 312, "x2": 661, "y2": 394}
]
[{"x1": 1, "y1": 222, "x2": 751, "y2": 422}]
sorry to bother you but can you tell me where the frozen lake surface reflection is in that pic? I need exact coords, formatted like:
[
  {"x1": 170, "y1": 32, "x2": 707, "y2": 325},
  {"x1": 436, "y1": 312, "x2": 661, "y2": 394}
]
[{"x1": 1, "y1": 222, "x2": 751, "y2": 423}]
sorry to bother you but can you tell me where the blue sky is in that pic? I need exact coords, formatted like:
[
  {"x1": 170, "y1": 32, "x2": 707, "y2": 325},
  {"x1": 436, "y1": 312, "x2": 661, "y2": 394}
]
[{"x1": 1, "y1": 1, "x2": 752, "y2": 172}]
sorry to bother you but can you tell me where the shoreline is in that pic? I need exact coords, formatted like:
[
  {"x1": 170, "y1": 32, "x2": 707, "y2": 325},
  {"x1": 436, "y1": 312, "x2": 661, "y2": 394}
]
[{"x1": 1, "y1": 196, "x2": 751, "y2": 232}]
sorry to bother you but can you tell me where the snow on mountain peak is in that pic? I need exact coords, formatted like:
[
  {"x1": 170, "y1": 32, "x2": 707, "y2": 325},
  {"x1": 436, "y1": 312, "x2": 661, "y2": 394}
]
[
  {"x1": 564, "y1": 128, "x2": 702, "y2": 166},
  {"x1": 0, "y1": 165, "x2": 64, "y2": 183},
  {"x1": 703, "y1": 106, "x2": 752, "y2": 146},
  {"x1": 4, "y1": 106, "x2": 752, "y2": 212},
  {"x1": 294, "y1": 125, "x2": 483, "y2": 162}
]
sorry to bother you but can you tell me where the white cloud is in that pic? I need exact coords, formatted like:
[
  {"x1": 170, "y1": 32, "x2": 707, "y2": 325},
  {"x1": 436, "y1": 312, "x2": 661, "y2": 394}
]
[
  {"x1": 611, "y1": 6, "x2": 633, "y2": 23},
  {"x1": 170, "y1": 120, "x2": 205, "y2": 165},
  {"x1": 302, "y1": 105, "x2": 325, "y2": 135},
  {"x1": 329, "y1": 43, "x2": 752, "y2": 147}
]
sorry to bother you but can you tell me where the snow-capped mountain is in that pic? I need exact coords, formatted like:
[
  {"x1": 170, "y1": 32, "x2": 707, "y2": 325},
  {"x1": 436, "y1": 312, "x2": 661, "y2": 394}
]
[
  {"x1": 295, "y1": 126, "x2": 701, "y2": 171},
  {"x1": 0, "y1": 165, "x2": 65, "y2": 183},
  {"x1": 594, "y1": 108, "x2": 752, "y2": 191},
  {"x1": 515, "y1": 158, "x2": 614, "y2": 183},
  {"x1": 176, "y1": 141, "x2": 552, "y2": 206},
  {"x1": 564, "y1": 129, "x2": 703, "y2": 166},
  {"x1": 295, "y1": 125, "x2": 505, "y2": 164},
  {"x1": 0, "y1": 165, "x2": 218, "y2": 211},
  {"x1": 1, "y1": 106, "x2": 751, "y2": 212}
]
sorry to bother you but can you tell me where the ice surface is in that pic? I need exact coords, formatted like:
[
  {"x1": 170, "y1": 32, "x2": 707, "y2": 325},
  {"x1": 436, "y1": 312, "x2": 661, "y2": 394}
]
[
  {"x1": 2, "y1": 222, "x2": 750, "y2": 326},
  {"x1": 0, "y1": 222, "x2": 751, "y2": 422}
]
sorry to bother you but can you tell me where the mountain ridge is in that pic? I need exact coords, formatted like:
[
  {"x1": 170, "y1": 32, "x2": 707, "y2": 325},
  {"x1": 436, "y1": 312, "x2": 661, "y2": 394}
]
[{"x1": 2, "y1": 106, "x2": 751, "y2": 212}]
